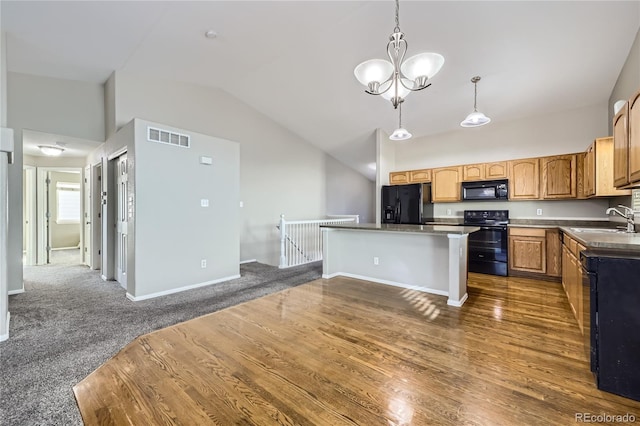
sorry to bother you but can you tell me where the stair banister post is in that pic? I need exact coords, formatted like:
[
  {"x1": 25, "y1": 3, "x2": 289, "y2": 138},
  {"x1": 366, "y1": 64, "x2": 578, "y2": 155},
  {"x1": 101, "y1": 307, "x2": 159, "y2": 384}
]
[{"x1": 279, "y1": 214, "x2": 287, "y2": 268}]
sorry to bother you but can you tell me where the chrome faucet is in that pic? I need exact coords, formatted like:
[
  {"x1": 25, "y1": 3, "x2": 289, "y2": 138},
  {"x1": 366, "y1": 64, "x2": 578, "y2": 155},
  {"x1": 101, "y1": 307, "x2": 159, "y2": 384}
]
[{"x1": 605, "y1": 205, "x2": 636, "y2": 233}]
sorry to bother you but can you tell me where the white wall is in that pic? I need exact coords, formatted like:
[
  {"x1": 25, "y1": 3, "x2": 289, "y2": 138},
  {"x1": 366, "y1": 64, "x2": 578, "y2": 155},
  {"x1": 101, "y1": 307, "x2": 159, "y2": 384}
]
[
  {"x1": 133, "y1": 119, "x2": 240, "y2": 298},
  {"x1": 395, "y1": 103, "x2": 608, "y2": 171},
  {"x1": 23, "y1": 154, "x2": 86, "y2": 168},
  {"x1": 609, "y1": 28, "x2": 640, "y2": 130},
  {"x1": 325, "y1": 155, "x2": 374, "y2": 223},
  {"x1": 111, "y1": 72, "x2": 331, "y2": 265},
  {"x1": 7, "y1": 73, "x2": 105, "y2": 142}
]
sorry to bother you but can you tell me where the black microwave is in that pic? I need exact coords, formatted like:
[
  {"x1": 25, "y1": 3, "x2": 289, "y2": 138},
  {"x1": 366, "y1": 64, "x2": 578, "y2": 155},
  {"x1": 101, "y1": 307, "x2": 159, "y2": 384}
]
[{"x1": 461, "y1": 179, "x2": 509, "y2": 201}]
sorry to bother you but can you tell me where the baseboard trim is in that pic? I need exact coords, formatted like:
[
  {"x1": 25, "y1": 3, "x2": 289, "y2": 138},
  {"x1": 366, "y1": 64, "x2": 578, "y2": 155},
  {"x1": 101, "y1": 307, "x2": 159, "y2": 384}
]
[
  {"x1": 240, "y1": 259, "x2": 257, "y2": 264},
  {"x1": 8, "y1": 288, "x2": 25, "y2": 295},
  {"x1": 0, "y1": 312, "x2": 10, "y2": 342},
  {"x1": 447, "y1": 293, "x2": 468, "y2": 307},
  {"x1": 126, "y1": 274, "x2": 241, "y2": 301},
  {"x1": 322, "y1": 272, "x2": 449, "y2": 297}
]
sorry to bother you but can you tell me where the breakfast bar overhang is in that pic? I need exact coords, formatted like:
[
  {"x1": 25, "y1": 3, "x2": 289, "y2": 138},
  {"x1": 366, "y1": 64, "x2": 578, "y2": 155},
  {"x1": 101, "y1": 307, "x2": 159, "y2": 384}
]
[{"x1": 321, "y1": 223, "x2": 480, "y2": 307}]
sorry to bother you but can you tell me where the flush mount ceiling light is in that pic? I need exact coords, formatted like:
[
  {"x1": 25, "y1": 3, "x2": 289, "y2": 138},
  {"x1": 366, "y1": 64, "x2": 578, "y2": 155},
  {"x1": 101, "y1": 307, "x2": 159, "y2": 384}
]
[
  {"x1": 38, "y1": 143, "x2": 65, "y2": 156},
  {"x1": 354, "y1": 0, "x2": 444, "y2": 109},
  {"x1": 460, "y1": 76, "x2": 491, "y2": 128},
  {"x1": 389, "y1": 102, "x2": 412, "y2": 141}
]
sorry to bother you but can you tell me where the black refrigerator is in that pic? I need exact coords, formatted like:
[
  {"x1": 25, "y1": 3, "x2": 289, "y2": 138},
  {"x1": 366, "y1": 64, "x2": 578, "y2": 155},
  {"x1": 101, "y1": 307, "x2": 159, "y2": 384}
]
[{"x1": 381, "y1": 183, "x2": 433, "y2": 224}]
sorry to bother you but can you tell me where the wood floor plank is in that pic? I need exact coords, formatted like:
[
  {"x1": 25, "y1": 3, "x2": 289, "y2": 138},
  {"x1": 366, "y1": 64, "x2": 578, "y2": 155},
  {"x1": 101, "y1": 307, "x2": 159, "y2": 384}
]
[{"x1": 74, "y1": 274, "x2": 640, "y2": 425}]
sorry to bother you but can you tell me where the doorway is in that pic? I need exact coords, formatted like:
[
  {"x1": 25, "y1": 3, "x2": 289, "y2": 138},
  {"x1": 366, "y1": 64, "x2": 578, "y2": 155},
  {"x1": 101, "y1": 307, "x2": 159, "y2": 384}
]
[{"x1": 34, "y1": 167, "x2": 83, "y2": 265}]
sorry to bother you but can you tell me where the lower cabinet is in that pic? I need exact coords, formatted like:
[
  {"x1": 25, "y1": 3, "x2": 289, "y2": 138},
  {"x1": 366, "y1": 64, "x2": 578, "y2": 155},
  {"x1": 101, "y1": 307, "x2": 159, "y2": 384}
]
[
  {"x1": 561, "y1": 234, "x2": 585, "y2": 334},
  {"x1": 508, "y1": 227, "x2": 562, "y2": 280}
]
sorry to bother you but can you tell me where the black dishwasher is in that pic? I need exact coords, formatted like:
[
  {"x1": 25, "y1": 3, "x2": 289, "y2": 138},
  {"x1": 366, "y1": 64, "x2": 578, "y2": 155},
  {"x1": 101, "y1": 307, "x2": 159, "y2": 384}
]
[{"x1": 582, "y1": 250, "x2": 640, "y2": 402}]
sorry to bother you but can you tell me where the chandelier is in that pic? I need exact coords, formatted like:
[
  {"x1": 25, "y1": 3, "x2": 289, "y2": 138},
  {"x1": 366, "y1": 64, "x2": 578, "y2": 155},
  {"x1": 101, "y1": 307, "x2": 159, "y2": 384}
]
[{"x1": 353, "y1": 0, "x2": 444, "y2": 109}]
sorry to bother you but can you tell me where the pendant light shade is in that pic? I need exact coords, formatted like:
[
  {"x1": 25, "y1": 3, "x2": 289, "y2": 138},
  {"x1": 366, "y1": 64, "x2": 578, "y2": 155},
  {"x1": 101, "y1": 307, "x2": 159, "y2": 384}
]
[
  {"x1": 389, "y1": 127, "x2": 412, "y2": 141},
  {"x1": 389, "y1": 102, "x2": 412, "y2": 141},
  {"x1": 460, "y1": 76, "x2": 491, "y2": 128}
]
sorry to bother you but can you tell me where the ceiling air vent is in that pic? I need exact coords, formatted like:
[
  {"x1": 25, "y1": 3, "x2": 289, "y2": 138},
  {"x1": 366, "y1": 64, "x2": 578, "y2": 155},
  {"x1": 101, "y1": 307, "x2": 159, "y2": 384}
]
[{"x1": 147, "y1": 126, "x2": 190, "y2": 148}]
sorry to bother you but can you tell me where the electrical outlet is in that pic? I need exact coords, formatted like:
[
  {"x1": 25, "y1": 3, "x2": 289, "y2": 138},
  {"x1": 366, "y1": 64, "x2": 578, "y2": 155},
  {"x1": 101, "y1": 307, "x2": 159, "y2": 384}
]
[
  {"x1": 201, "y1": 199, "x2": 209, "y2": 207},
  {"x1": 373, "y1": 257, "x2": 379, "y2": 265},
  {"x1": 201, "y1": 259, "x2": 207, "y2": 268},
  {"x1": 447, "y1": 209, "x2": 452, "y2": 216},
  {"x1": 536, "y1": 208, "x2": 543, "y2": 216}
]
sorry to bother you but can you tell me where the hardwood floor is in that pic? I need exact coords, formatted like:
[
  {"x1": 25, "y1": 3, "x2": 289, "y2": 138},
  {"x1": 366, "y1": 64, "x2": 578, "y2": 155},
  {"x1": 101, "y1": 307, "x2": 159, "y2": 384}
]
[{"x1": 73, "y1": 274, "x2": 640, "y2": 425}]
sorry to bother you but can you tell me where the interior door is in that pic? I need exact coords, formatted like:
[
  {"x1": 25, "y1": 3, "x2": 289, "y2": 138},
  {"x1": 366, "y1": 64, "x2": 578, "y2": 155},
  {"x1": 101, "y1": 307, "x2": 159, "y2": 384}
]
[
  {"x1": 115, "y1": 154, "x2": 128, "y2": 288},
  {"x1": 83, "y1": 166, "x2": 91, "y2": 267}
]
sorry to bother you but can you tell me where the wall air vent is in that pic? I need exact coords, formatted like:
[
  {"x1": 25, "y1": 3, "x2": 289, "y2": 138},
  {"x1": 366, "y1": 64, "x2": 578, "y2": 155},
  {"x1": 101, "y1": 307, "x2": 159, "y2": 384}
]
[{"x1": 147, "y1": 126, "x2": 190, "y2": 148}]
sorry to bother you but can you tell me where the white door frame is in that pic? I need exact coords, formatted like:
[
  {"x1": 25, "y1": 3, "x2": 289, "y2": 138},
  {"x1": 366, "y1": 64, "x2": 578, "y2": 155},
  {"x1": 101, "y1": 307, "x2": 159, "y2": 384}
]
[
  {"x1": 102, "y1": 148, "x2": 127, "y2": 283},
  {"x1": 82, "y1": 165, "x2": 91, "y2": 267},
  {"x1": 91, "y1": 162, "x2": 102, "y2": 271},
  {"x1": 23, "y1": 166, "x2": 36, "y2": 266},
  {"x1": 115, "y1": 153, "x2": 128, "y2": 289}
]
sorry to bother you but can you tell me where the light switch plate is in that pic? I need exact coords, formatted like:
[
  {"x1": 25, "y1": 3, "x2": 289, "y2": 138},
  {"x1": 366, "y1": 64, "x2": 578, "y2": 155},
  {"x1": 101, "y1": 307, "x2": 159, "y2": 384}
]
[
  {"x1": 201, "y1": 199, "x2": 209, "y2": 207},
  {"x1": 536, "y1": 208, "x2": 543, "y2": 216}
]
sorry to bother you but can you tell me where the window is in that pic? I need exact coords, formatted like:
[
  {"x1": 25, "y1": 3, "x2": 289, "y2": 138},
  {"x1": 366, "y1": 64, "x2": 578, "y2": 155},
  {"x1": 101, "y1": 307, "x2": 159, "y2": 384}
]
[{"x1": 56, "y1": 182, "x2": 80, "y2": 224}]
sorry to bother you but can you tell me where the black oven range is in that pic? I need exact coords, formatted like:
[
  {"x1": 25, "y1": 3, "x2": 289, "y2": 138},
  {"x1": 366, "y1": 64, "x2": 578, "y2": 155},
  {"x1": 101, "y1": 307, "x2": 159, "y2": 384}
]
[{"x1": 463, "y1": 210, "x2": 509, "y2": 276}]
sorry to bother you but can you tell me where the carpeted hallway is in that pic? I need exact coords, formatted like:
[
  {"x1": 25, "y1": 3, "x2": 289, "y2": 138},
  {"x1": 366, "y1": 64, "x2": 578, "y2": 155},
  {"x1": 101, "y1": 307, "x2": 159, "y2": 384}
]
[{"x1": 0, "y1": 260, "x2": 321, "y2": 425}]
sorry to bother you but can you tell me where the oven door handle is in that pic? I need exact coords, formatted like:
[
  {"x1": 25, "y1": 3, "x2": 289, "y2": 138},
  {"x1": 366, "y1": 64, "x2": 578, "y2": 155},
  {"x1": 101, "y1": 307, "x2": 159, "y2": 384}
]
[{"x1": 480, "y1": 226, "x2": 507, "y2": 230}]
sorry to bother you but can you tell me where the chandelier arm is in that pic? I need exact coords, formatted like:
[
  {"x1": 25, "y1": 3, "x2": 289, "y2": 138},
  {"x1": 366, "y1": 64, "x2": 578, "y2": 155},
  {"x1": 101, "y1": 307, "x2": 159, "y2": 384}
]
[
  {"x1": 399, "y1": 80, "x2": 431, "y2": 92},
  {"x1": 364, "y1": 75, "x2": 395, "y2": 96}
]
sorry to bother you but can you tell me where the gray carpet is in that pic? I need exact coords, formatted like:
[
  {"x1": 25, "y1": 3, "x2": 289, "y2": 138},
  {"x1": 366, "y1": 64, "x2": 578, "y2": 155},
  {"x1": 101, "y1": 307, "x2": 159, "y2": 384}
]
[{"x1": 0, "y1": 260, "x2": 322, "y2": 425}]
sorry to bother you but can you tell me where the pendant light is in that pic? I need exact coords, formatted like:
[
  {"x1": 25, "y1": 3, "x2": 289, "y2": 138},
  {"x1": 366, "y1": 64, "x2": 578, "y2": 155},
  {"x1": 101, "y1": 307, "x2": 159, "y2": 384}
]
[
  {"x1": 389, "y1": 102, "x2": 412, "y2": 141},
  {"x1": 460, "y1": 76, "x2": 491, "y2": 127},
  {"x1": 38, "y1": 143, "x2": 65, "y2": 156}
]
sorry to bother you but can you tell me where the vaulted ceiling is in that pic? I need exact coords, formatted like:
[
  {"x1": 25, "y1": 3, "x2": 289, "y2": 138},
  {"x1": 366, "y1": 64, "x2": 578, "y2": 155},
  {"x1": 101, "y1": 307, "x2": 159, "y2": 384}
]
[{"x1": 2, "y1": 1, "x2": 639, "y2": 179}]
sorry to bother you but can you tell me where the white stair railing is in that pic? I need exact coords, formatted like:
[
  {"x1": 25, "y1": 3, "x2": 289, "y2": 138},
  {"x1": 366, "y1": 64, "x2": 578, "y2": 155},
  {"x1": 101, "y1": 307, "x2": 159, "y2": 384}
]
[{"x1": 278, "y1": 214, "x2": 359, "y2": 268}]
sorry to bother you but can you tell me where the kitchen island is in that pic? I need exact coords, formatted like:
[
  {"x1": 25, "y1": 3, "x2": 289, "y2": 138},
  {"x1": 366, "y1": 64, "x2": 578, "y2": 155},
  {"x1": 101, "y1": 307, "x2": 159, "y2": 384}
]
[{"x1": 320, "y1": 223, "x2": 480, "y2": 307}]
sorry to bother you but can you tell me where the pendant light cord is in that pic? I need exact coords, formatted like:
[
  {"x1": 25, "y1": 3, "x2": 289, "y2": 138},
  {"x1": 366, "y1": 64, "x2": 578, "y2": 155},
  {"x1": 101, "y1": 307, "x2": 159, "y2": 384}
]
[{"x1": 474, "y1": 81, "x2": 478, "y2": 112}]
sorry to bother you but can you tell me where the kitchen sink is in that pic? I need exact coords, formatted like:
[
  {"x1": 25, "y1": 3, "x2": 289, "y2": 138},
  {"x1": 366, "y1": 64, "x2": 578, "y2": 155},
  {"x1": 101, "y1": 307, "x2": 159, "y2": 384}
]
[{"x1": 569, "y1": 227, "x2": 635, "y2": 234}]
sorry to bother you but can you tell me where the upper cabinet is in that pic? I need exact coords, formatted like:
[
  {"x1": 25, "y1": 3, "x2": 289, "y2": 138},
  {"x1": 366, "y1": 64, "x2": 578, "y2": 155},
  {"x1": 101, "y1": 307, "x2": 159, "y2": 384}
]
[
  {"x1": 508, "y1": 158, "x2": 540, "y2": 200},
  {"x1": 584, "y1": 137, "x2": 631, "y2": 197},
  {"x1": 432, "y1": 166, "x2": 462, "y2": 202},
  {"x1": 613, "y1": 88, "x2": 640, "y2": 188},
  {"x1": 462, "y1": 161, "x2": 507, "y2": 181},
  {"x1": 409, "y1": 169, "x2": 431, "y2": 183},
  {"x1": 389, "y1": 171, "x2": 409, "y2": 185},
  {"x1": 485, "y1": 162, "x2": 508, "y2": 179},
  {"x1": 613, "y1": 102, "x2": 630, "y2": 188},
  {"x1": 462, "y1": 164, "x2": 483, "y2": 181},
  {"x1": 540, "y1": 154, "x2": 577, "y2": 199},
  {"x1": 630, "y1": 89, "x2": 640, "y2": 184}
]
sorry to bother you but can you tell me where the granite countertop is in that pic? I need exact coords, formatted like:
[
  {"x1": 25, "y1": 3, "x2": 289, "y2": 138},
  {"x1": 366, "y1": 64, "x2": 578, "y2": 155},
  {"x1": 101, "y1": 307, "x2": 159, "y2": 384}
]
[
  {"x1": 559, "y1": 226, "x2": 640, "y2": 253},
  {"x1": 321, "y1": 223, "x2": 481, "y2": 235}
]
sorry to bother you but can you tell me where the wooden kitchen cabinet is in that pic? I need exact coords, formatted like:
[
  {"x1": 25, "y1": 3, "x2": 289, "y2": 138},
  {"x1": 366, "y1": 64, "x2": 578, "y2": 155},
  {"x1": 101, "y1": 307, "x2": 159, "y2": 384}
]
[
  {"x1": 508, "y1": 227, "x2": 546, "y2": 274},
  {"x1": 462, "y1": 164, "x2": 483, "y2": 181},
  {"x1": 432, "y1": 166, "x2": 462, "y2": 202},
  {"x1": 613, "y1": 101, "x2": 630, "y2": 188},
  {"x1": 389, "y1": 171, "x2": 409, "y2": 185},
  {"x1": 485, "y1": 161, "x2": 508, "y2": 179},
  {"x1": 584, "y1": 137, "x2": 631, "y2": 197},
  {"x1": 546, "y1": 228, "x2": 562, "y2": 278},
  {"x1": 409, "y1": 169, "x2": 431, "y2": 183},
  {"x1": 629, "y1": 89, "x2": 640, "y2": 184},
  {"x1": 462, "y1": 161, "x2": 507, "y2": 181},
  {"x1": 540, "y1": 154, "x2": 577, "y2": 199},
  {"x1": 508, "y1": 158, "x2": 540, "y2": 200},
  {"x1": 562, "y1": 234, "x2": 586, "y2": 334}
]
